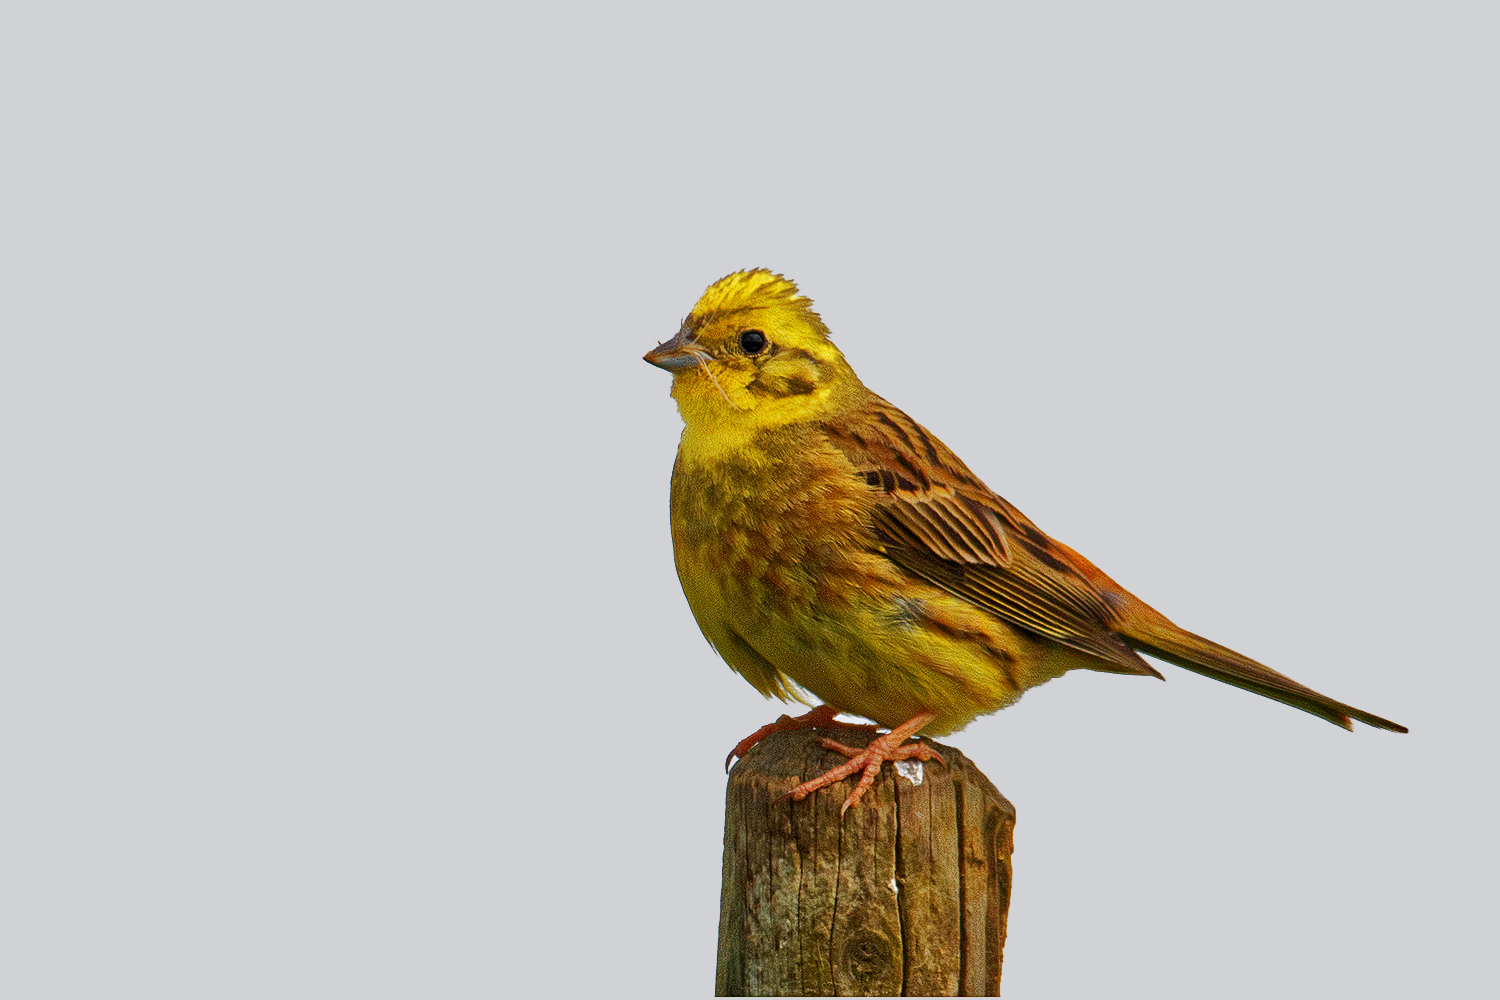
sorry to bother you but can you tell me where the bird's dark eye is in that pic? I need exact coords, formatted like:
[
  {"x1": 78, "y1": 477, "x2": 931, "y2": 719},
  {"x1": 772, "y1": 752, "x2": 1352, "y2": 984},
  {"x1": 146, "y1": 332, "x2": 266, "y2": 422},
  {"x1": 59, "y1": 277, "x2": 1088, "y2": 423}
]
[{"x1": 739, "y1": 329, "x2": 767, "y2": 354}]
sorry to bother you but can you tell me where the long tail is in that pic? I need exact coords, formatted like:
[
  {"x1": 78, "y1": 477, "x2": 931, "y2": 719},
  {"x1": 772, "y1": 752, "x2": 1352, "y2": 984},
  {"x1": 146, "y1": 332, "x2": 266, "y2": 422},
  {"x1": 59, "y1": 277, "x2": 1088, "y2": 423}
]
[
  {"x1": 1041, "y1": 536, "x2": 1407, "y2": 733},
  {"x1": 1120, "y1": 614, "x2": 1407, "y2": 733}
]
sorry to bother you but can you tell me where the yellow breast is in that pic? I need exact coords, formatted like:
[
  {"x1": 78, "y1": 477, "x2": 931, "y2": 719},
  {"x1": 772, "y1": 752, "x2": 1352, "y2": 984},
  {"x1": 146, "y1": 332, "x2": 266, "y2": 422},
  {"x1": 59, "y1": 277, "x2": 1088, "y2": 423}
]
[{"x1": 667, "y1": 422, "x2": 1041, "y2": 735}]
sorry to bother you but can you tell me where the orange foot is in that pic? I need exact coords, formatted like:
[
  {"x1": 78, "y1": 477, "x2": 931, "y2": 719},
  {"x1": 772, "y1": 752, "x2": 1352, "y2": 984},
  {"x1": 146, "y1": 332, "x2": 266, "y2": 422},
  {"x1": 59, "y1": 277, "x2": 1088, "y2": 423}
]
[
  {"x1": 779, "y1": 711, "x2": 943, "y2": 815},
  {"x1": 725, "y1": 705, "x2": 879, "y2": 771}
]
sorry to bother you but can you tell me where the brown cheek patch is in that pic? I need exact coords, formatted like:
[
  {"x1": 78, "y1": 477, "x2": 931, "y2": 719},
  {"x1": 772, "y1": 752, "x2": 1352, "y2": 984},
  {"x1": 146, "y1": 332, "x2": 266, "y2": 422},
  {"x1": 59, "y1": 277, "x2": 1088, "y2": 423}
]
[{"x1": 779, "y1": 375, "x2": 817, "y2": 396}]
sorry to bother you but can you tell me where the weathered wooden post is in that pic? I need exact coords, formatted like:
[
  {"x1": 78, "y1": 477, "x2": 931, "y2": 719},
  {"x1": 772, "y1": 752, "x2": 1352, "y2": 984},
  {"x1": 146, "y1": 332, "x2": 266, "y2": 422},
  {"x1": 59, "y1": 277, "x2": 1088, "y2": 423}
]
[{"x1": 717, "y1": 728, "x2": 1015, "y2": 996}]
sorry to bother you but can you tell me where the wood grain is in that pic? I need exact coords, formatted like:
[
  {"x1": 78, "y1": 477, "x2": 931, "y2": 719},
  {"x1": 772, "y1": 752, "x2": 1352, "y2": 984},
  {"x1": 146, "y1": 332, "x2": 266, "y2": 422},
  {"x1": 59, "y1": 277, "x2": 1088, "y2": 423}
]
[{"x1": 716, "y1": 728, "x2": 1014, "y2": 996}]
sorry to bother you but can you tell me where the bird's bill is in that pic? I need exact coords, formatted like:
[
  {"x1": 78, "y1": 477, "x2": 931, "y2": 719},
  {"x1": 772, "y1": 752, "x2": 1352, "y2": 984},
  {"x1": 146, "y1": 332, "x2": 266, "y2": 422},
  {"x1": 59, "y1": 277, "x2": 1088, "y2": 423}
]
[{"x1": 643, "y1": 333, "x2": 703, "y2": 372}]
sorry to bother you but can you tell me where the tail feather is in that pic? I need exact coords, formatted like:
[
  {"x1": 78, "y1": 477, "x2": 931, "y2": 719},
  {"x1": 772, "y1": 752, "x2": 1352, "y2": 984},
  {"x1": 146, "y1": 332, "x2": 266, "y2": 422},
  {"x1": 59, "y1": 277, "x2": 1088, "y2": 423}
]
[{"x1": 1121, "y1": 617, "x2": 1408, "y2": 734}]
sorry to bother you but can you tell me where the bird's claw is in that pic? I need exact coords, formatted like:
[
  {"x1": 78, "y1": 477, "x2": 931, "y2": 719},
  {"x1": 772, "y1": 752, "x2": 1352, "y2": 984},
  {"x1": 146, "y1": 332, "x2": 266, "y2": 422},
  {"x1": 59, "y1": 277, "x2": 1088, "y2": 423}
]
[
  {"x1": 725, "y1": 705, "x2": 876, "y2": 771},
  {"x1": 777, "y1": 728, "x2": 944, "y2": 815}
]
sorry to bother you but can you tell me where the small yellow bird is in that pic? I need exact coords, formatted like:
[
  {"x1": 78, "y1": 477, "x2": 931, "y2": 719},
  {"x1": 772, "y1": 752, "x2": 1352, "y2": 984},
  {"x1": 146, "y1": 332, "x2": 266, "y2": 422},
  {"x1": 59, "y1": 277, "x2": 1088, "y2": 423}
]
[{"x1": 646, "y1": 269, "x2": 1405, "y2": 812}]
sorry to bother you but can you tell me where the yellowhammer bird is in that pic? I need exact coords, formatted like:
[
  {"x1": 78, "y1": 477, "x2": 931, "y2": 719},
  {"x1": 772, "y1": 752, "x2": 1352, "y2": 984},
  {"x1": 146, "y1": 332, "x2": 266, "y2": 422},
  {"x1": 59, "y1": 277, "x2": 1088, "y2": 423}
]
[{"x1": 646, "y1": 269, "x2": 1406, "y2": 812}]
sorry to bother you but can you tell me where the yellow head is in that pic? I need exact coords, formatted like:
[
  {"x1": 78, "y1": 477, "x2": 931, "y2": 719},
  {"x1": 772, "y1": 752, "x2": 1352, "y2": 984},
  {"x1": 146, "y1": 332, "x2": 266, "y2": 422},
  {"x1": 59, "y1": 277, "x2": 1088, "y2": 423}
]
[{"x1": 644, "y1": 270, "x2": 864, "y2": 440}]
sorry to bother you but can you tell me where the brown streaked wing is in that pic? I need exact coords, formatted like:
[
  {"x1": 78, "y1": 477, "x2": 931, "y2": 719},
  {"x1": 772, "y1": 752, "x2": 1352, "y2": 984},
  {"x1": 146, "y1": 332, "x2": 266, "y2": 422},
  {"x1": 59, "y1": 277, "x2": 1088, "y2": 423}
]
[
  {"x1": 825, "y1": 397, "x2": 1158, "y2": 676},
  {"x1": 871, "y1": 485, "x2": 1011, "y2": 567}
]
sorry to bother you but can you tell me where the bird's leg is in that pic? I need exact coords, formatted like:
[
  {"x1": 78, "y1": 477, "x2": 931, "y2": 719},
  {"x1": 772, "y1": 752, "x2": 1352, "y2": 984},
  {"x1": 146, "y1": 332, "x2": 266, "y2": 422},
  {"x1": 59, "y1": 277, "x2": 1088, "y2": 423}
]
[
  {"x1": 779, "y1": 711, "x2": 943, "y2": 815},
  {"x1": 725, "y1": 704, "x2": 878, "y2": 771}
]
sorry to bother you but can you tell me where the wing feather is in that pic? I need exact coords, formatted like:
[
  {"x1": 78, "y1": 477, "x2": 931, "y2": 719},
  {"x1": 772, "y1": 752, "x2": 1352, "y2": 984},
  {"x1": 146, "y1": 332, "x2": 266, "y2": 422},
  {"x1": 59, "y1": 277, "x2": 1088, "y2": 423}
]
[{"x1": 826, "y1": 396, "x2": 1156, "y2": 676}]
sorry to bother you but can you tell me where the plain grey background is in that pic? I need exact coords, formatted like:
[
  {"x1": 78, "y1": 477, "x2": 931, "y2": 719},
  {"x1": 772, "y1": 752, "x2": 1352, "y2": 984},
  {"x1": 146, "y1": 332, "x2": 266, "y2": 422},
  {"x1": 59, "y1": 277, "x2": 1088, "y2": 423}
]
[{"x1": 3, "y1": 3, "x2": 1494, "y2": 997}]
